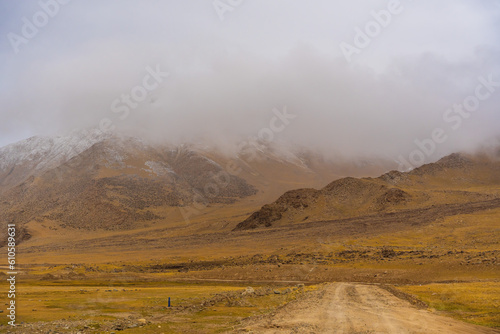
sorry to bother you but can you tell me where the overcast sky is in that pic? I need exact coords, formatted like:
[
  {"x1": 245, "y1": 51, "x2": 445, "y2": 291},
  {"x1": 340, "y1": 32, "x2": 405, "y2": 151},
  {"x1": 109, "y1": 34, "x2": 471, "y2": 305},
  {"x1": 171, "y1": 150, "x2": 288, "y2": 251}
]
[{"x1": 1, "y1": 0, "x2": 499, "y2": 162}]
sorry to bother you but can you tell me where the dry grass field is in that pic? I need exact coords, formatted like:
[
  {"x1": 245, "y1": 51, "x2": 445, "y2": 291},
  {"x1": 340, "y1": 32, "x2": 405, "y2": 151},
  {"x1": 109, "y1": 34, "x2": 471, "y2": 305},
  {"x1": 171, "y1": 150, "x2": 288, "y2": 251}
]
[
  {"x1": 0, "y1": 279, "x2": 318, "y2": 333},
  {"x1": 398, "y1": 282, "x2": 500, "y2": 328}
]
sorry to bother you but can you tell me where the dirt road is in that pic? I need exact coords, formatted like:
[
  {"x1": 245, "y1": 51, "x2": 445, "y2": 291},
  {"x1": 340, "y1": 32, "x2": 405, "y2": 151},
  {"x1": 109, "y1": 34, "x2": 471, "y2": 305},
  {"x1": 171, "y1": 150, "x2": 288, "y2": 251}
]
[{"x1": 236, "y1": 283, "x2": 500, "y2": 334}]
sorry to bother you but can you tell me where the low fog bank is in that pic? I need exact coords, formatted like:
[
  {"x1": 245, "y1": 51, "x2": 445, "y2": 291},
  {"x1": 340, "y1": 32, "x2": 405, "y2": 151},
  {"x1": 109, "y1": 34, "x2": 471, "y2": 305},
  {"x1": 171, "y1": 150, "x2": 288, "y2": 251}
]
[{"x1": 6, "y1": 46, "x2": 500, "y2": 165}]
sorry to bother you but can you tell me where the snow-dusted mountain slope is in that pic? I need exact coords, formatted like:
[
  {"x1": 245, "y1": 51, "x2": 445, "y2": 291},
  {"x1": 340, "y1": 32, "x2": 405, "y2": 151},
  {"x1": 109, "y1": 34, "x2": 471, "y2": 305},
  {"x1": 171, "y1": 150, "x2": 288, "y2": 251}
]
[
  {"x1": 0, "y1": 130, "x2": 109, "y2": 171},
  {"x1": 0, "y1": 130, "x2": 110, "y2": 192}
]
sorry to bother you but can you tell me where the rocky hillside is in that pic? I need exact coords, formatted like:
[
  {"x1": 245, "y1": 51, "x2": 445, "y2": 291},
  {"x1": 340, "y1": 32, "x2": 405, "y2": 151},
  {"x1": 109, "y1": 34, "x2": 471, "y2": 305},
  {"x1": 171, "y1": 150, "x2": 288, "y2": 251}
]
[
  {"x1": 0, "y1": 136, "x2": 259, "y2": 230},
  {"x1": 234, "y1": 153, "x2": 500, "y2": 231}
]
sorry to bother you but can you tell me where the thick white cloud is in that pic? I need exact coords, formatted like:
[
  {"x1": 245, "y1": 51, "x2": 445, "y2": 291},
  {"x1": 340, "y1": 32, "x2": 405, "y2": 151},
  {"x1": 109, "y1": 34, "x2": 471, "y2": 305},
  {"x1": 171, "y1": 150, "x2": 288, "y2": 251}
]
[{"x1": 0, "y1": 0, "x2": 499, "y2": 161}]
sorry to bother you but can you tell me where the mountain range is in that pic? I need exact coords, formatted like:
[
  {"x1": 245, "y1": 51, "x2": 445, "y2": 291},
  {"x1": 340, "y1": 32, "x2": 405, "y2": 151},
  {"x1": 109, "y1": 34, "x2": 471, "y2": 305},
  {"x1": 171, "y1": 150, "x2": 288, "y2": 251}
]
[{"x1": 0, "y1": 131, "x2": 396, "y2": 237}]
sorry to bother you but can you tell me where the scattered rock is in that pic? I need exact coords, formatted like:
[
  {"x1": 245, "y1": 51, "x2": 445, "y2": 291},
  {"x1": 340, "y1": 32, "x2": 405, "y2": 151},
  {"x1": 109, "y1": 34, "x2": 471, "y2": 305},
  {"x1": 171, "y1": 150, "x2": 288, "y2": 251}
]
[
  {"x1": 381, "y1": 248, "x2": 396, "y2": 258},
  {"x1": 242, "y1": 287, "x2": 255, "y2": 295}
]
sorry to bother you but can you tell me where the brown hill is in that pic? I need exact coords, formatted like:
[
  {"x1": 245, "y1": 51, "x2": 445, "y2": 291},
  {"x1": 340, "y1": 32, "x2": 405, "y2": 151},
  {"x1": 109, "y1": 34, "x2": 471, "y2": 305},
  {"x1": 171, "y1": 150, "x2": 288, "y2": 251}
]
[
  {"x1": 234, "y1": 153, "x2": 500, "y2": 231},
  {"x1": 0, "y1": 137, "x2": 258, "y2": 230}
]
